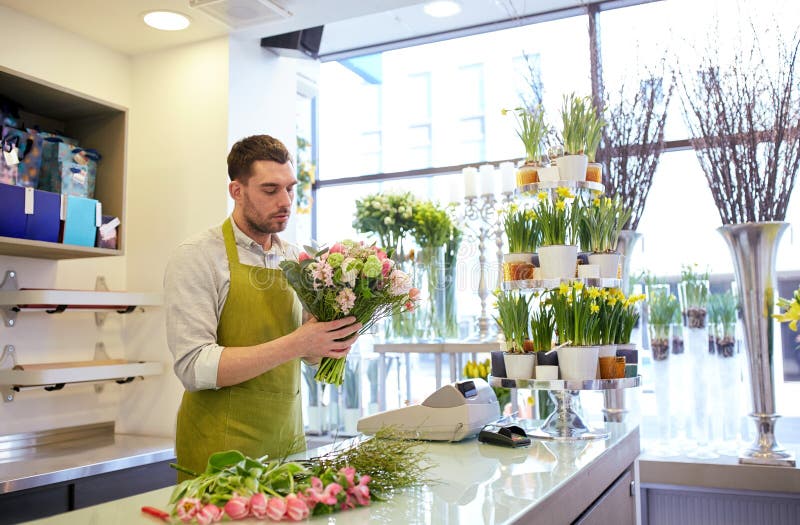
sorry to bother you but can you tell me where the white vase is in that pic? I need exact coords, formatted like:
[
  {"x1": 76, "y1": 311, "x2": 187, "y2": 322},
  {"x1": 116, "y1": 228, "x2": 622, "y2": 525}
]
[
  {"x1": 343, "y1": 408, "x2": 361, "y2": 435},
  {"x1": 538, "y1": 245, "x2": 578, "y2": 279},
  {"x1": 557, "y1": 154, "x2": 588, "y2": 181},
  {"x1": 588, "y1": 252, "x2": 621, "y2": 279},
  {"x1": 557, "y1": 346, "x2": 600, "y2": 381},
  {"x1": 503, "y1": 353, "x2": 536, "y2": 379},
  {"x1": 537, "y1": 166, "x2": 560, "y2": 182}
]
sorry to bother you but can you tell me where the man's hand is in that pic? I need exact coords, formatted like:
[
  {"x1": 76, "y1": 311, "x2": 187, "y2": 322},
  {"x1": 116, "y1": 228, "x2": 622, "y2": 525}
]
[{"x1": 290, "y1": 316, "x2": 362, "y2": 360}]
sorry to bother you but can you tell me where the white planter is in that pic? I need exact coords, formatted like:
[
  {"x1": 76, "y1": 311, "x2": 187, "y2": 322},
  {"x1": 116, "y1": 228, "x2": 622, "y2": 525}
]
[
  {"x1": 343, "y1": 408, "x2": 361, "y2": 435},
  {"x1": 577, "y1": 264, "x2": 600, "y2": 278},
  {"x1": 535, "y1": 365, "x2": 559, "y2": 380},
  {"x1": 537, "y1": 166, "x2": 560, "y2": 182},
  {"x1": 588, "y1": 252, "x2": 621, "y2": 279},
  {"x1": 557, "y1": 346, "x2": 600, "y2": 381},
  {"x1": 557, "y1": 154, "x2": 588, "y2": 181},
  {"x1": 503, "y1": 353, "x2": 536, "y2": 379},
  {"x1": 538, "y1": 245, "x2": 578, "y2": 279}
]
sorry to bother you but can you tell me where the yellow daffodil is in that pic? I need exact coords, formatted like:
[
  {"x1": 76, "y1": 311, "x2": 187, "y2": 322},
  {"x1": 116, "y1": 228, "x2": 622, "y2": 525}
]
[
  {"x1": 501, "y1": 108, "x2": 509, "y2": 116},
  {"x1": 556, "y1": 186, "x2": 572, "y2": 198},
  {"x1": 608, "y1": 297, "x2": 618, "y2": 306},
  {"x1": 559, "y1": 282, "x2": 570, "y2": 295},
  {"x1": 574, "y1": 281, "x2": 584, "y2": 291},
  {"x1": 593, "y1": 197, "x2": 601, "y2": 207},
  {"x1": 587, "y1": 287, "x2": 601, "y2": 299},
  {"x1": 774, "y1": 302, "x2": 800, "y2": 331},
  {"x1": 590, "y1": 303, "x2": 600, "y2": 314},
  {"x1": 537, "y1": 191, "x2": 548, "y2": 201},
  {"x1": 555, "y1": 200, "x2": 566, "y2": 211}
]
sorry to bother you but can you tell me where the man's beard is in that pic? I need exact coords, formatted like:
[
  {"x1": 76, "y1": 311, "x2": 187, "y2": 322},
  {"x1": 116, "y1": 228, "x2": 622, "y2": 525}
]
[{"x1": 243, "y1": 197, "x2": 289, "y2": 235}]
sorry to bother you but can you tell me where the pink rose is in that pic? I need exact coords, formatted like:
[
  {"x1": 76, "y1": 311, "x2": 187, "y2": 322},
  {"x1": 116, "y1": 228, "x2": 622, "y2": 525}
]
[
  {"x1": 224, "y1": 495, "x2": 250, "y2": 520},
  {"x1": 250, "y1": 493, "x2": 267, "y2": 518},
  {"x1": 409, "y1": 288, "x2": 420, "y2": 301},
  {"x1": 285, "y1": 493, "x2": 310, "y2": 521},
  {"x1": 329, "y1": 243, "x2": 345, "y2": 254},
  {"x1": 339, "y1": 466, "x2": 357, "y2": 488},
  {"x1": 381, "y1": 259, "x2": 392, "y2": 277},
  {"x1": 376, "y1": 249, "x2": 387, "y2": 261},
  {"x1": 298, "y1": 251, "x2": 311, "y2": 262},
  {"x1": 320, "y1": 482, "x2": 343, "y2": 505},
  {"x1": 176, "y1": 498, "x2": 202, "y2": 523},
  {"x1": 349, "y1": 484, "x2": 371, "y2": 506},
  {"x1": 266, "y1": 496, "x2": 287, "y2": 521},
  {"x1": 196, "y1": 504, "x2": 223, "y2": 525}
]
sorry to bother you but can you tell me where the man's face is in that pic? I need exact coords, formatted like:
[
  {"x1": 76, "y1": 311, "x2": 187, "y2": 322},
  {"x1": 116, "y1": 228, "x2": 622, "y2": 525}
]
[{"x1": 230, "y1": 160, "x2": 296, "y2": 235}]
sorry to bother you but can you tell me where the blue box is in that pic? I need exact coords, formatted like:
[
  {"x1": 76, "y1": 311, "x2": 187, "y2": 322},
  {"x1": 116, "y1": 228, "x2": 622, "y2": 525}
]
[
  {"x1": 0, "y1": 183, "x2": 26, "y2": 238},
  {"x1": 24, "y1": 189, "x2": 60, "y2": 243},
  {"x1": 61, "y1": 195, "x2": 98, "y2": 247}
]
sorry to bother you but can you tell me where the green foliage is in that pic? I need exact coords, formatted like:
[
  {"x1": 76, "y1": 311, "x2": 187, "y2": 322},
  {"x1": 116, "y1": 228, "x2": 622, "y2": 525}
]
[
  {"x1": 411, "y1": 201, "x2": 454, "y2": 249},
  {"x1": 533, "y1": 187, "x2": 581, "y2": 246},
  {"x1": 502, "y1": 203, "x2": 540, "y2": 253},
  {"x1": 547, "y1": 282, "x2": 602, "y2": 346},
  {"x1": 353, "y1": 193, "x2": 417, "y2": 252},
  {"x1": 494, "y1": 289, "x2": 532, "y2": 353},
  {"x1": 578, "y1": 194, "x2": 633, "y2": 253},
  {"x1": 560, "y1": 93, "x2": 606, "y2": 156},
  {"x1": 529, "y1": 302, "x2": 555, "y2": 351},
  {"x1": 679, "y1": 264, "x2": 710, "y2": 308},
  {"x1": 503, "y1": 105, "x2": 549, "y2": 163},
  {"x1": 649, "y1": 289, "x2": 680, "y2": 327}
]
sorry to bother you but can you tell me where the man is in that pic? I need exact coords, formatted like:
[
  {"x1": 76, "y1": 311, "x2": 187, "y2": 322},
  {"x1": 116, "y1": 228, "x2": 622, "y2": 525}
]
[{"x1": 165, "y1": 135, "x2": 359, "y2": 480}]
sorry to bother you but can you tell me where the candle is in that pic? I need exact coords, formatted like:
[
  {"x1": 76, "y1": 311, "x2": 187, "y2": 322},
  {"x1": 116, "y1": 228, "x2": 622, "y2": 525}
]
[
  {"x1": 463, "y1": 167, "x2": 478, "y2": 198},
  {"x1": 449, "y1": 175, "x2": 464, "y2": 204},
  {"x1": 500, "y1": 161, "x2": 516, "y2": 194},
  {"x1": 479, "y1": 164, "x2": 495, "y2": 196}
]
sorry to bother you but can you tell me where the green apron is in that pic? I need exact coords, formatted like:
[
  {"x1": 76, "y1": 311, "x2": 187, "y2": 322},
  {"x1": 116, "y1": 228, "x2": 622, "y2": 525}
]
[{"x1": 175, "y1": 219, "x2": 304, "y2": 482}]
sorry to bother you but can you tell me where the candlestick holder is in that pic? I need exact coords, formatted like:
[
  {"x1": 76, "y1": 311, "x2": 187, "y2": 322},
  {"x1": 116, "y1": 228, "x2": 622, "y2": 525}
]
[{"x1": 463, "y1": 193, "x2": 503, "y2": 340}]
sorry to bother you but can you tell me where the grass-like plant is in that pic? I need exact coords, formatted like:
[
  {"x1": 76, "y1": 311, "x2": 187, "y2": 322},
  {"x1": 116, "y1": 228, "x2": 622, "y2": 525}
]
[
  {"x1": 711, "y1": 292, "x2": 737, "y2": 336},
  {"x1": 502, "y1": 204, "x2": 540, "y2": 253},
  {"x1": 679, "y1": 264, "x2": 710, "y2": 308},
  {"x1": 503, "y1": 105, "x2": 549, "y2": 164},
  {"x1": 494, "y1": 289, "x2": 532, "y2": 353},
  {"x1": 578, "y1": 195, "x2": 633, "y2": 253},
  {"x1": 560, "y1": 93, "x2": 605, "y2": 156},
  {"x1": 534, "y1": 187, "x2": 581, "y2": 246},
  {"x1": 648, "y1": 289, "x2": 680, "y2": 340},
  {"x1": 529, "y1": 302, "x2": 555, "y2": 351},
  {"x1": 616, "y1": 294, "x2": 645, "y2": 345},
  {"x1": 548, "y1": 281, "x2": 602, "y2": 346}
]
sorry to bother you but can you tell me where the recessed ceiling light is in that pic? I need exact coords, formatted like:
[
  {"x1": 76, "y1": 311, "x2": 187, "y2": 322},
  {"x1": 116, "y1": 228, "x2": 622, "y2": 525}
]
[
  {"x1": 424, "y1": 1, "x2": 462, "y2": 18},
  {"x1": 143, "y1": 11, "x2": 191, "y2": 31}
]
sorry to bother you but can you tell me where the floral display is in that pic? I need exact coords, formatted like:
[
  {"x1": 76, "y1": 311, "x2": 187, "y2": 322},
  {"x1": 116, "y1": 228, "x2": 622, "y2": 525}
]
[
  {"x1": 616, "y1": 293, "x2": 644, "y2": 345},
  {"x1": 578, "y1": 195, "x2": 632, "y2": 253},
  {"x1": 534, "y1": 187, "x2": 580, "y2": 246},
  {"x1": 280, "y1": 241, "x2": 419, "y2": 385},
  {"x1": 493, "y1": 289, "x2": 532, "y2": 353},
  {"x1": 352, "y1": 192, "x2": 417, "y2": 253},
  {"x1": 547, "y1": 281, "x2": 601, "y2": 346},
  {"x1": 502, "y1": 203, "x2": 540, "y2": 253}
]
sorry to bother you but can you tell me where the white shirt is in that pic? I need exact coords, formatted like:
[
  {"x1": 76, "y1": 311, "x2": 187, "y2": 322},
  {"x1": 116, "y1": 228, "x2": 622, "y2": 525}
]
[{"x1": 164, "y1": 217, "x2": 300, "y2": 391}]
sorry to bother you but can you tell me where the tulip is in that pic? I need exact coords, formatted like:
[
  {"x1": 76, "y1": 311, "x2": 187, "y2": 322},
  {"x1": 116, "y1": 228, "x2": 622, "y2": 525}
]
[
  {"x1": 298, "y1": 251, "x2": 311, "y2": 262},
  {"x1": 349, "y1": 484, "x2": 371, "y2": 506},
  {"x1": 224, "y1": 495, "x2": 250, "y2": 520},
  {"x1": 320, "y1": 482, "x2": 343, "y2": 505},
  {"x1": 176, "y1": 498, "x2": 202, "y2": 523},
  {"x1": 339, "y1": 466, "x2": 357, "y2": 488},
  {"x1": 329, "y1": 243, "x2": 345, "y2": 254},
  {"x1": 250, "y1": 493, "x2": 268, "y2": 519},
  {"x1": 285, "y1": 493, "x2": 310, "y2": 521},
  {"x1": 266, "y1": 496, "x2": 287, "y2": 521},
  {"x1": 196, "y1": 504, "x2": 223, "y2": 525}
]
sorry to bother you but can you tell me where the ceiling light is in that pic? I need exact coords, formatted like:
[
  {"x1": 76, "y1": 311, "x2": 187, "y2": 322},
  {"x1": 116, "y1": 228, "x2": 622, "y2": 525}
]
[
  {"x1": 143, "y1": 11, "x2": 191, "y2": 31},
  {"x1": 423, "y1": 1, "x2": 462, "y2": 18}
]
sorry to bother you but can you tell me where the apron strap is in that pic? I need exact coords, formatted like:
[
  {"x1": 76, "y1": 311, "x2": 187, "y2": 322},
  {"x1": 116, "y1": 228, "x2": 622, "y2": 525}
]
[{"x1": 222, "y1": 218, "x2": 241, "y2": 266}]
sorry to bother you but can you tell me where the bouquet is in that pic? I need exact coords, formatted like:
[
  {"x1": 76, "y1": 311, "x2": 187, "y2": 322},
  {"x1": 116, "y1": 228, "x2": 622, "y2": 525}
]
[
  {"x1": 280, "y1": 241, "x2": 419, "y2": 385},
  {"x1": 353, "y1": 192, "x2": 417, "y2": 253}
]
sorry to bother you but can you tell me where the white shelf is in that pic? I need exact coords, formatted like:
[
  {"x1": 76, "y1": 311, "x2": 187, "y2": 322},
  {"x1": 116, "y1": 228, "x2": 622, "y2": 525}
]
[
  {"x1": 0, "y1": 360, "x2": 163, "y2": 388},
  {"x1": 374, "y1": 341, "x2": 503, "y2": 354},
  {"x1": 0, "y1": 289, "x2": 163, "y2": 310}
]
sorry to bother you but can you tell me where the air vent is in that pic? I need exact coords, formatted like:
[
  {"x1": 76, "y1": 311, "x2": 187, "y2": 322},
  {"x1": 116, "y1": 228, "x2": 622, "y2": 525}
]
[{"x1": 189, "y1": 0, "x2": 292, "y2": 29}]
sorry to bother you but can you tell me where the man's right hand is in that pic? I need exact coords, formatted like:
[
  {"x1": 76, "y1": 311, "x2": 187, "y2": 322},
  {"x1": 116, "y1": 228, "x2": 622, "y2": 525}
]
[{"x1": 290, "y1": 316, "x2": 362, "y2": 360}]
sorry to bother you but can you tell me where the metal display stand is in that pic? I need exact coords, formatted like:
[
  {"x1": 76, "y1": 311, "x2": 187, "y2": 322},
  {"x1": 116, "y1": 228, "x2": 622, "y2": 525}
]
[{"x1": 489, "y1": 376, "x2": 641, "y2": 441}]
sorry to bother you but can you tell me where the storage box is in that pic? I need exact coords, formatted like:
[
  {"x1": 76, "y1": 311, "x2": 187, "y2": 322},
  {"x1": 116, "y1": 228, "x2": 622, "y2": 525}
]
[
  {"x1": 16, "y1": 128, "x2": 44, "y2": 188},
  {"x1": 0, "y1": 183, "x2": 25, "y2": 238},
  {"x1": 96, "y1": 215, "x2": 120, "y2": 250},
  {"x1": 24, "y1": 189, "x2": 61, "y2": 243},
  {"x1": 61, "y1": 195, "x2": 98, "y2": 247}
]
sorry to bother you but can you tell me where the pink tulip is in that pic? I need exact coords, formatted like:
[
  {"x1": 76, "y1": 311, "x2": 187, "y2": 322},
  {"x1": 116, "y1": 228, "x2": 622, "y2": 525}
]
[
  {"x1": 224, "y1": 495, "x2": 250, "y2": 520},
  {"x1": 250, "y1": 493, "x2": 268, "y2": 518},
  {"x1": 320, "y1": 482, "x2": 343, "y2": 505},
  {"x1": 358, "y1": 474, "x2": 371, "y2": 486},
  {"x1": 196, "y1": 504, "x2": 223, "y2": 525},
  {"x1": 266, "y1": 496, "x2": 287, "y2": 521},
  {"x1": 298, "y1": 252, "x2": 311, "y2": 262},
  {"x1": 285, "y1": 493, "x2": 310, "y2": 521},
  {"x1": 339, "y1": 466, "x2": 357, "y2": 488},
  {"x1": 329, "y1": 243, "x2": 345, "y2": 254},
  {"x1": 381, "y1": 259, "x2": 392, "y2": 277},
  {"x1": 176, "y1": 498, "x2": 202, "y2": 523},
  {"x1": 340, "y1": 493, "x2": 356, "y2": 510},
  {"x1": 349, "y1": 484, "x2": 371, "y2": 506}
]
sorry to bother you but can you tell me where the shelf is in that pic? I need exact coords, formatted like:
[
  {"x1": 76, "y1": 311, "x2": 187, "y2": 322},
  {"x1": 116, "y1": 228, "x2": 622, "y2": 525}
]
[
  {"x1": 489, "y1": 375, "x2": 641, "y2": 391},
  {"x1": 0, "y1": 359, "x2": 162, "y2": 390},
  {"x1": 502, "y1": 277, "x2": 622, "y2": 291},
  {"x1": 517, "y1": 180, "x2": 605, "y2": 195},
  {"x1": 374, "y1": 341, "x2": 503, "y2": 354},
  {"x1": 0, "y1": 236, "x2": 122, "y2": 260},
  {"x1": 0, "y1": 289, "x2": 163, "y2": 311}
]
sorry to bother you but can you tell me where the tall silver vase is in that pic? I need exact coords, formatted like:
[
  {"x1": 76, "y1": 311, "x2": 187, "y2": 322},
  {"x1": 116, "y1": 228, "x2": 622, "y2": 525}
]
[{"x1": 717, "y1": 222, "x2": 795, "y2": 467}]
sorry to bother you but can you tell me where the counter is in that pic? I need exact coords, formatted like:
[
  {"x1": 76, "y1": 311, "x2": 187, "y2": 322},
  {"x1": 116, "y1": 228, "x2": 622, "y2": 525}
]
[{"x1": 23, "y1": 422, "x2": 640, "y2": 524}]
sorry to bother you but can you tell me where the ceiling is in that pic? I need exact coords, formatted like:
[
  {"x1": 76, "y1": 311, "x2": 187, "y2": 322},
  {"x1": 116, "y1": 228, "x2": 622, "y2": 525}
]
[{"x1": 0, "y1": 0, "x2": 594, "y2": 57}]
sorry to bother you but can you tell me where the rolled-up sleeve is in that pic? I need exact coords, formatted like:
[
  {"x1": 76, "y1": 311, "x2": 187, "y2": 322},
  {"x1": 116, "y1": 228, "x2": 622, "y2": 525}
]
[{"x1": 164, "y1": 243, "x2": 224, "y2": 391}]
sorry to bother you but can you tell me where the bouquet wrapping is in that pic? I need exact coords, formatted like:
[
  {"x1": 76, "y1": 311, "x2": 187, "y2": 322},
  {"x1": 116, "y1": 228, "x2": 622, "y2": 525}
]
[{"x1": 280, "y1": 240, "x2": 419, "y2": 385}]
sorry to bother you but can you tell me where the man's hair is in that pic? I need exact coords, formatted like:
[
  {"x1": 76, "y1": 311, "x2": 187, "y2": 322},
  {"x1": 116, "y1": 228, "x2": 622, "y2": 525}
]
[{"x1": 227, "y1": 134, "x2": 292, "y2": 182}]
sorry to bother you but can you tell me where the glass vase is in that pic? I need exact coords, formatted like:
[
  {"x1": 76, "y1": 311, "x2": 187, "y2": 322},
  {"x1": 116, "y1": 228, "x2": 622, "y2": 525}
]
[
  {"x1": 678, "y1": 279, "x2": 710, "y2": 329},
  {"x1": 384, "y1": 246, "x2": 417, "y2": 342},
  {"x1": 415, "y1": 246, "x2": 446, "y2": 341},
  {"x1": 443, "y1": 248, "x2": 459, "y2": 339}
]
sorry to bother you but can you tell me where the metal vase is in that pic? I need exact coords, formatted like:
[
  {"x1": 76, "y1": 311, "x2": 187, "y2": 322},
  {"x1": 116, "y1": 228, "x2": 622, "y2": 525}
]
[{"x1": 717, "y1": 221, "x2": 795, "y2": 467}]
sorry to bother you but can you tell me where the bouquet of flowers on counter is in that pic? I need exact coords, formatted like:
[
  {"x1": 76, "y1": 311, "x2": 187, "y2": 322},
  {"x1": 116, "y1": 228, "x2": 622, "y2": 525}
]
[{"x1": 280, "y1": 240, "x2": 419, "y2": 385}]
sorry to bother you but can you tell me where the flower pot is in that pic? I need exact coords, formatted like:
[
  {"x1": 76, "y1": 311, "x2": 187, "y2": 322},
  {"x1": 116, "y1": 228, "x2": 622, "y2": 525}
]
[
  {"x1": 599, "y1": 357, "x2": 617, "y2": 379},
  {"x1": 614, "y1": 357, "x2": 626, "y2": 378},
  {"x1": 557, "y1": 345, "x2": 599, "y2": 381},
  {"x1": 535, "y1": 365, "x2": 559, "y2": 380},
  {"x1": 585, "y1": 162, "x2": 603, "y2": 183},
  {"x1": 343, "y1": 408, "x2": 360, "y2": 435},
  {"x1": 577, "y1": 264, "x2": 600, "y2": 278},
  {"x1": 537, "y1": 166, "x2": 560, "y2": 182},
  {"x1": 597, "y1": 344, "x2": 617, "y2": 378},
  {"x1": 588, "y1": 252, "x2": 621, "y2": 279},
  {"x1": 556, "y1": 154, "x2": 588, "y2": 181},
  {"x1": 615, "y1": 344, "x2": 638, "y2": 364},
  {"x1": 490, "y1": 350, "x2": 507, "y2": 377},
  {"x1": 503, "y1": 353, "x2": 536, "y2": 379},
  {"x1": 538, "y1": 244, "x2": 578, "y2": 279},
  {"x1": 536, "y1": 350, "x2": 559, "y2": 366},
  {"x1": 516, "y1": 164, "x2": 538, "y2": 187},
  {"x1": 503, "y1": 253, "x2": 535, "y2": 281}
]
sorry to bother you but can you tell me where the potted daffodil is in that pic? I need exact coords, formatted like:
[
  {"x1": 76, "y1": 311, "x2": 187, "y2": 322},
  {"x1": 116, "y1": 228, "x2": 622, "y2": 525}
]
[
  {"x1": 578, "y1": 195, "x2": 632, "y2": 278},
  {"x1": 494, "y1": 290, "x2": 535, "y2": 379},
  {"x1": 502, "y1": 106, "x2": 549, "y2": 187},
  {"x1": 558, "y1": 94, "x2": 605, "y2": 181},
  {"x1": 534, "y1": 187, "x2": 581, "y2": 279},
  {"x1": 502, "y1": 203, "x2": 540, "y2": 281}
]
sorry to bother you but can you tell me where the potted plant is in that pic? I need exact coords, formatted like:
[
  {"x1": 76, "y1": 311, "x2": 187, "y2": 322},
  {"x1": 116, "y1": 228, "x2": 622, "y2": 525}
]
[
  {"x1": 713, "y1": 291, "x2": 738, "y2": 358},
  {"x1": 678, "y1": 264, "x2": 709, "y2": 329},
  {"x1": 558, "y1": 94, "x2": 604, "y2": 181},
  {"x1": 502, "y1": 106, "x2": 549, "y2": 186},
  {"x1": 549, "y1": 281, "x2": 602, "y2": 380},
  {"x1": 648, "y1": 289, "x2": 679, "y2": 361},
  {"x1": 530, "y1": 302, "x2": 557, "y2": 377},
  {"x1": 494, "y1": 290, "x2": 535, "y2": 379},
  {"x1": 534, "y1": 188, "x2": 581, "y2": 279},
  {"x1": 579, "y1": 195, "x2": 633, "y2": 278},
  {"x1": 615, "y1": 293, "x2": 644, "y2": 374},
  {"x1": 585, "y1": 107, "x2": 606, "y2": 183},
  {"x1": 502, "y1": 203, "x2": 540, "y2": 281},
  {"x1": 598, "y1": 288, "x2": 626, "y2": 363}
]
